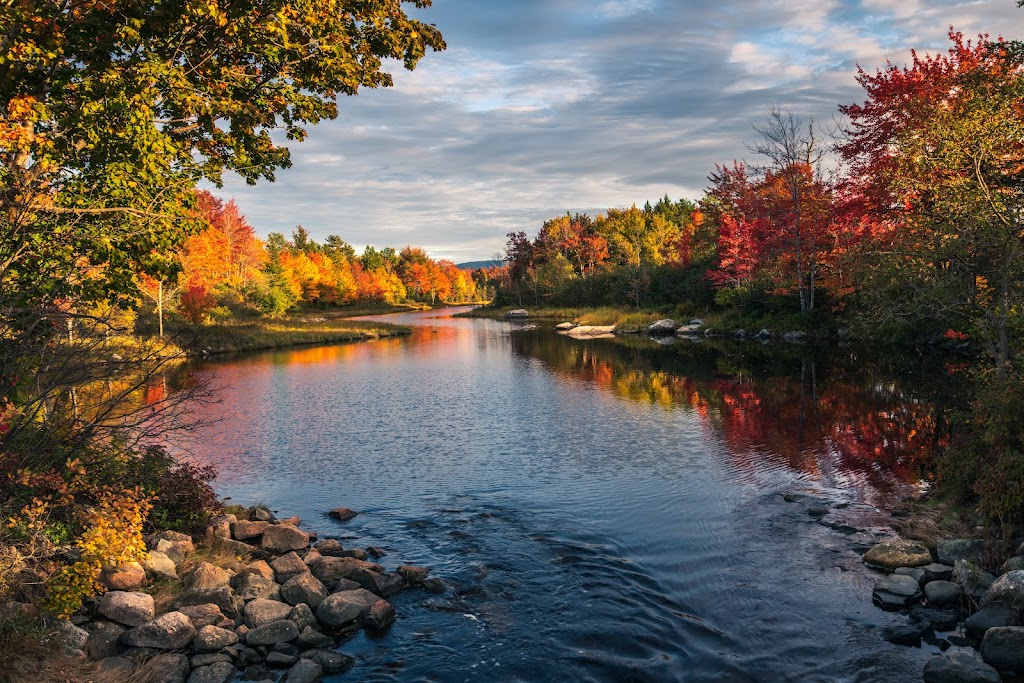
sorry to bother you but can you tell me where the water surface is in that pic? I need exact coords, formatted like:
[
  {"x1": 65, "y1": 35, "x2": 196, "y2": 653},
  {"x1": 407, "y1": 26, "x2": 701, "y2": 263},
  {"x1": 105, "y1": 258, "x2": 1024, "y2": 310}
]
[{"x1": 183, "y1": 308, "x2": 960, "y2": 682}]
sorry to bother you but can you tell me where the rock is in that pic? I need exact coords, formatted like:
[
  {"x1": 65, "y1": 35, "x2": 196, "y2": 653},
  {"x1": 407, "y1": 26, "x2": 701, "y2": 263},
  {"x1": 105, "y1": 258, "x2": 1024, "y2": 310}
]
[
  {"x1": 85, "y1": 620, "x2": 126, "y2": 660},
  {"x1": 923, "y1": 651, "x2": 1001, "y2": 683},
  {"x1": 1002, "y1": 556, "x2": 1024, "y2": 574},
  {"x1": 647, "y1": 319, "x2": 676, "y2": 335},
  {"x1": 303, "y1": 549, "x2": 323, "y2": 565},
  {"x1": 313, "y1": 539, "x2": 344, "y2": 555},
  {"x1": 882, "y1": 624, "x2": 922, "y2": 647},
  {"x1": 193, "y1": 625, "x2": 239, "y2": 652},
  {"x1": 348, "y1": 568, "x2": 404, "y2": 597},
  {"x1": 981, "y1": 626, "x2": 1024, "y2": 671},
  {"x1": 190, "y1": 653, "x2": 232, "y2": 667},
  {"x1": 302, "y1": 648, "x2": 354, "y2": 675},
  {"x1": 248, "y1": 505, "x2": 275, "y2": 522},
  {"x1": 52, "y1": 618, "x2": 89, "y2": 650},
  {"x1": 315, "y1": 589, "x2": 379, "y2": 629},
  {"x1": 937, "y1": 539, "x2": 985, "y2": 566},
  {"x1": 333, "y1": 578, "x2": 361, "y2": 592},
  {"x1": 243, "y1": 598, "x2": 293, "y2": 628},
  {"x1": 173, "y1": 587, "x2": 239, "y2": 618},
  {"x1": 150, "y1": 653, "x2": 190, "y2": 683},
  {"x1": 982, "y1": 570, "x2": 1024, "y2": 616},
  {"x1": 97, "y1": 656, "x2": 134, "y2": 677},
  {"x1": 422, "y1": 578, "x2": 446, "y2": 594},
  {"x1": 121, "y1": 611, "x2": 196, "y2": 650},
  {"x1": 151, "y1": 531, "x2": 194, "y2": 564},
  {"x1": 924, "y1": 563, "x2": 955, "y2": 582},
  {"x1": 554, "y1": 322, "x2": 575, "y2": 330},
  {"x1": 285, "y1": 658, "x2": 322, "y2": 683},
  {"x1": 144, "y1": 551, "x2": 178, "y2": 580},
  {"x1": 328, "y1": 507, "x2": 358, "y2": 522},
  {"x1": 233, "y1": 571, "x2": 279, "y2": 602},
  {"x1": 955, "y1": 560, "x2": 997, "y2": 598},
  {"x1": 281, "y1": 573, "x2": 328, "y2": 608},
  {"x1": 272, "y1": 552, "x2": 311, "y2": 583},
  {"x1": 186, "y1": 662, "x2": 235, "y2": 683},
  {"x1": 263, "y1": 524, "x2": 309, "y2": 553},
  {"x1": 755, "y1": 328, "x2": 772, "y2": 340},
  {"x1": 397, "y1": 565, "x2": 430, "y2": 586},
  {"x1": 894, "y1": 567, "x2": 926, "y2": 584},
  {"x1": 178, "y1": 604, "x2": 227, "y2": 629},
  {"x1": 911, "y1": 606, "x2": 959, "y2": 631},
  {"x1": 505, "y1": 309, "x2": 528, "y2": 318},
  {"x1": 966, "y1": 607, "x2": 1019, "y2": 639},
  {"x1": 99, "y1": 591, "x2": 155, "y2": 627},
  {"x1": 782, "y1": 331, "x2": 808, "y2": 343},
  {"x1": 185, "y1": 562, "x2": 231, "y2": 592},
  {"x1": 247, "y1": 620, "x2": 299, "y2": 646},
  {"x1": 733, "y1": 329, "x2": 747, "y2": 339},
  {"x1": 295, "y1": 626, "x2": 332, "y2": 649},
  {"x1": 231, "y1": 520, "x2": 269, "y2": 543},
  {"x1": 336, "y1": 548, "x2": 367, "y2": 560},
  {"x1": 863, "y1": 539, "x2": 933, "y2": 569},
  {"x1": 872, "y1": 574, "x2": 923, "y2": 609},
  {"x1": 925, "y1": 580, "x2": 964, "y2": 607},
  {"x1": 807, "y1": 506, "x2": 829, "y2": 518},
  {"x1": 244, "y1": 560, "x2": 276, "y2": 580},
  {"x1": 267, "y1": 651, "x2": 298, "y2": 667},
  {"x1": 311, "y1": 556, "x2": 379, "y2": 585},
  {"x1": 288, "y1": 603, "x2": 317, "y2": 633},
  {"x1": 280, "y1": 515, "x2": 301, "y2": 527},
  {"x1": 100, "y1": 562, "x2": 147, "y2": 591},
  {"x1": 675, "y1": 323, "x2": 702, "y2": 336},
  {"x1": 211, "y1": 538, "x2": 254, "y2": 557},
  {"x1": 206, "y1": 514, "x2": 236, "y2": 539},
  {"x1": 364, "y1": 599, "x2": 396, "y2": 632}
]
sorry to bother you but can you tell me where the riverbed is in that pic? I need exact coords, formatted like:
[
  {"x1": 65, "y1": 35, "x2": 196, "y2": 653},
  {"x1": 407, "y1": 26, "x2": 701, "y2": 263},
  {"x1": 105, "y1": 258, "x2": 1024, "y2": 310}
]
[{"x1": 181, "y1": 307, "x2": 961, "y2": 682}]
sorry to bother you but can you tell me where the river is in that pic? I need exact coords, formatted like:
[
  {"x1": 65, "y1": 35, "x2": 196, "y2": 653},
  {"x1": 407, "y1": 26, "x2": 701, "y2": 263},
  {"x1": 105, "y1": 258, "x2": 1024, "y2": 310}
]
[{"x1": 181, "y1": 307, "x2": 964, "y2": 682}]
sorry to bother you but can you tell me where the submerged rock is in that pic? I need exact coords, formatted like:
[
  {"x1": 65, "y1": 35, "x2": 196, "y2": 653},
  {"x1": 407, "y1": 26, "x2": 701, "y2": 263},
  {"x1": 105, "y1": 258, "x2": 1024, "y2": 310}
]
[{"x1": 922, "y1": 651, "x2": 1000, "y2": 683}]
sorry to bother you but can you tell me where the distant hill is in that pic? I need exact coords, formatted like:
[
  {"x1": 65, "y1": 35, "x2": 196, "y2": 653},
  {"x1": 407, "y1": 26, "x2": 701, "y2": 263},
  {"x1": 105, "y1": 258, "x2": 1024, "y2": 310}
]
[{"x1": 456, "y1": 260, "x2": 503, "y2": 270}]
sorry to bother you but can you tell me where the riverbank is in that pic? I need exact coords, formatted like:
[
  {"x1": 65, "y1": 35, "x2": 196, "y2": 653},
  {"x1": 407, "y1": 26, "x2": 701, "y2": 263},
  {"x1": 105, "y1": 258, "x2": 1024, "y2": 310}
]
[
  {"x1": 174, "y1": 316, "x2": 412, "y2": 356},
  {"x1": 1, "y1": 502, "x2": 435, "y2": 683}
]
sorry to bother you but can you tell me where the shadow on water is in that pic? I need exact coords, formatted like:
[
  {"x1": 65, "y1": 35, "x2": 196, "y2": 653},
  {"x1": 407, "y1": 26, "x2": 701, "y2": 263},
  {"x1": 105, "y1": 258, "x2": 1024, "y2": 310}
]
[{"x1": 177, "y1": 308, "x2": 969, "y2": 682}]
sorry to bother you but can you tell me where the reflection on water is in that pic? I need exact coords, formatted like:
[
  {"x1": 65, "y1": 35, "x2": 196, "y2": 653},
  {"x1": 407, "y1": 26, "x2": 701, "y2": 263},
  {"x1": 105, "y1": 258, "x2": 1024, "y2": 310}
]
[{"x1": 180, "y1": 308, "x2": 964, "y2": 682}]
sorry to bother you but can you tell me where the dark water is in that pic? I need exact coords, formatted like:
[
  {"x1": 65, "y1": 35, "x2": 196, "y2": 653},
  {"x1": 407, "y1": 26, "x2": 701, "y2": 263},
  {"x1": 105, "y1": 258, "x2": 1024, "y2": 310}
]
[{"x1": 181, "y1": 308, "x2": 965, "y2": 682}]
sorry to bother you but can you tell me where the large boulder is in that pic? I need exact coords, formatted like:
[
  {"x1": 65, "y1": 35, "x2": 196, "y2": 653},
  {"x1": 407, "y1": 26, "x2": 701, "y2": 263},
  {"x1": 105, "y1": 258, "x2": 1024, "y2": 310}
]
[
  {"x1": 554, "y1": 322, "x2": 575, "y2": 331},
  {"x1": 981, "y1": 570, "x2": 1024, "y2": 615},
  {"x1": 178, "y1": 604, "x2": 228, "y2": 629},
  {"x1": 311, "y1": 556, "x2": 379, "y2": 585},
  {"x1": 272, "y1": 553, "x2": 311, "y2": 583},
  {"x1": 284, "y1": 658, "x2": 323, "y2": 683},
  {"x1": 295, "y1": 626, "x2": 332, "y2": 649},
  {"x1": 121, "y1": 611, "x2": 196, "y2": 650},
  {"x1": 173, "y1": 587, "x2": 239, "y2": 618},
  {"x1": 315, "y1": 589, "x2": 379, "y2": 629},
  {"x1": 232, "y1": 571, "x2": 279, "y2": 602},
  {"x1": 243, "y1": 598, "x2": 292, "y2": 629},
  {"x1": 262, "y1": 524, "x2": 309, "y2": 553},
  {"x1": 231, "y1": 520, "x2": 269, "y2": 543},
  {"x1": 981, "y1": 626, "x2": 1024, "y2": 671},
  {"x1": 863, "y1": 539, "x2": 932, "y2": 570},
  {"x1": 955, "y1": 560, "x2": 997, "y2": 600},
  {"x1": 647, "y1": 319, "x2": 676, "y2": 335},
  {"x1": 872, "y1": 574, "x2": 923, "y2": 610},
  {"x1": 348, "y1": 568, "x2": 404, "y2": 597},
  {"x1": 937, "y1": 539, "x2": 985, "y2": 566},
  {"x1": 193, "y1": 625, "x2": 239, "y2": 653},
  {"x1": 302, "y1": 648, "x2": 354, "y2": 675},
  {"x1": 184, "y1": 562, "x2": 231, "y2": 592},
  {"x1": 923, "y1": 651, "x2": 1001, "y2": 683},
  {"x1": 966, "y1": 607, "x2": 1020, "y2": 639},
  {"x1": 246, "y1": 619, "x2": 299, "y2": 646},
  {"x1": 98, "y1": 591, "x2": 155, "y2": 627},
  {"x1": 84, "y1": 620, "x2": 126, "y2": 660},
  {"x1": 205, "y1": 514, "x2": 236, "y2": 540},
  {"x1": 288, "y1": 603, "x2": 318, "y2": 633},
  {"x1": 675, "y1": 323, "x2": 702, "y2": 336},
  {"x1": 397, "y1": 565, "x2": 429, "y2": 586},
  {"x1": 185, "y1": 661, "x2": 234, "y2": 683},
  {"x1": 924, "y1": 580, "x2": 963, "y2": 608},
  {"x1": 100, "y1": 562, "x2": 147, "y2": 591},
  {"x1": 150, "y1": 531, "x2": 194, "y2": 564},
  {"x1": 364, "y1": 599, "x2": 396, "y2": 632},
  {"x1": 281, "y1": 573, "x2": 328, "y2": 608},
  {"x1": 143, "y1": 551, "x2": 178, "y2": 580},
  {"x1": 505, "y1": 309, "x2": 528, "y2": 319},
  {"x1": 52, "y1": 618, "x2": 89, "y2": 650}
]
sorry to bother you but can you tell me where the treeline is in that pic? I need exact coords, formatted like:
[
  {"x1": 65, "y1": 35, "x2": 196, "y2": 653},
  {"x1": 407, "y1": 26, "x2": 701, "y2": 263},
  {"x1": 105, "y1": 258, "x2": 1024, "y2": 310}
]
[
  {"x1": 497, "y1": 31, "x2": 1023, "y2": 383},
  {"x1": 143, "y1": 191, "x2": 496, "y2": 326}
]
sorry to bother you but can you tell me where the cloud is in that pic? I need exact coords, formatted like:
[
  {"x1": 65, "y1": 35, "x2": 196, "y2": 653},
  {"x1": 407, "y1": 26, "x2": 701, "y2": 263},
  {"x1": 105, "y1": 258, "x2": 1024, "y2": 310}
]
[{"x1": 211, "y1": 0, "x2": 1017, "y2": 261}]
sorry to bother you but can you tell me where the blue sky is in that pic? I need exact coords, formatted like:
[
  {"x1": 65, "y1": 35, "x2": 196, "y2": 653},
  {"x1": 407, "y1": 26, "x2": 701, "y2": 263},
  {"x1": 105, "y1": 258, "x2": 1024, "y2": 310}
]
[{"x1": 212, "y1": 0, "x2": 1021, "y2": 262}]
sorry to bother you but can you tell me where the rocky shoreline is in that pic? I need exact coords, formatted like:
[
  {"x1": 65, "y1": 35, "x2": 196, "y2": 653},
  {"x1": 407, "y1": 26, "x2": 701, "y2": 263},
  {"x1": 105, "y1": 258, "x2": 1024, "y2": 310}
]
[{"x1": 17, "y1": 503, "x2": 437, "y2": 683}]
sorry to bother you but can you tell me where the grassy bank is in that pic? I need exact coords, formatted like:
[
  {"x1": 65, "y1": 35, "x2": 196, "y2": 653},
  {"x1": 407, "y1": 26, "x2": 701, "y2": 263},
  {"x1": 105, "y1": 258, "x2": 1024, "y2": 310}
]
[{"x1": 175, "y1": 316, "x2": 410, "y2": 355}]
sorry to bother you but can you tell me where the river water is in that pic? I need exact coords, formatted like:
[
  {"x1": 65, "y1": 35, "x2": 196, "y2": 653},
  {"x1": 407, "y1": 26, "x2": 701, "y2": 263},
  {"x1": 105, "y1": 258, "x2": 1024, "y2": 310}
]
[{"x1": 182, "y1": 307, "x2": 964, "y2": 682}]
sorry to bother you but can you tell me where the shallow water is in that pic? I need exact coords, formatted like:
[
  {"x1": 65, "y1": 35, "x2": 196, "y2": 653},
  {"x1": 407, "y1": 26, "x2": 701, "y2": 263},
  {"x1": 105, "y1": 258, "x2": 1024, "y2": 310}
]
[{"x1": 181, "y1": 308, "x2": 962, "y2": 682}]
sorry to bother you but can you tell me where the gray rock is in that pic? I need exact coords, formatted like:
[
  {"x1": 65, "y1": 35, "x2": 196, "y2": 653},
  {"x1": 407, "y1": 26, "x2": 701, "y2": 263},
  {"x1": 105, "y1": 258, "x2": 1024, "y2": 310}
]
[
  {"x1": 647, "y1": 319, "x2": 676, "y2": 335},
  {"x1": 99, "y1": 590, "x2": 155, "y2": 627},
  {"x1": 233, "y1": 572, "x2": 279, "y2": 602},
  {"x1": 295, "y1": 626, "x2": 332, "y2": 649},
  {"x1": 52, "y1": 617, "x2": 89, "y2": 650},
  {"x1": 910, "y1": 606, "x2": 959, "y2": 631},
  {"x1": 186, "y1": 661, "x2": 235, "y2": 683},
  {"x1": 150, "y1": 653, "x2": 190, "y2": 683},
  {"x1": 281, "y1": 573, "x2": 328, "y2": 608},
  {"x1": 178, "y1": 603, "x2": 227, "y2": 629},
  {"x1": 863, "y1": 539, "x2": 932, "y2": 569},
  {"x1": 872, "y1": 574, "x2": 923, "y2": 609},
  {"x1": 206, "y1": 513, "x2": 236, "y2": 539},
  {"x1": 85, "y1": 620, "x2": 126, "y2": 660},
  {"x1": 981, "y1": 626, "x2": 1024, "y2": 671},
  {"x1": 193, "y1": 625, "x2": 239, "y2": 652},
  {"x1": 894, "y1": 567, "x2": 925, "y2": 584},
  {"x1": 185, "y1": 562, "x2": 231, "y2": 592},
  {"x1": 554, "y1": 322, "x2": 575, "y2": 330},
  {"x1": 349, "y1": 568, "x2": 404, "y2": 597},
  {"x1": 882, "y1": 624, "x2": 921, "y2": 647},
  {"x1": 285, "y1": 658, "x2": 323, "y2": 683},
  {"x1": 328, "y1": 507, "x2": 358, "y2": 522},
  {"x1": 302, "y1": 549, "x2": 322, "y2": 565},
  {"x1": 954, "y1": 560, "x2": 996, "y2": 600},
  {"x1": 397, "y1": 565, "x2": 430, "y2": 586},
  {"x1": 966, "y1": 607, "x2": 1019, "y2": 639},
  {"x1": 675, "y1": 323, "x2": 702, "y2": 336},
  {"x1": 937, "y1": 539, "x2": 985, "y2": 566},
  {"x1": 311, "y1": 556, "x2": 378, "y2": 585},
  {"x1": 288, "y1": 603, "x2": 318, "y2": 633},
  {"x1": 313, "y1": 539, "x2": 344, "y2": 555},
  {"x1": 301, "y1": 648, "x2": 354, "y2": 675},
  {"x1": 173, "y1": 587, "x2": 239, "y2": 618},
  {"x1": 143, "y1": 550, "x2": 178, "y2": 579},
  {"x1": 733, "y1": 329, "x2": 747, "y2": 339},
  {"x1": 1002, "y1": 556, "x2": 1024, "y2": 574},
  {"x1": 782, "y1": 331, "x2": 808, "y2": 343},
  {"x1": 364, "y1": 599, "x2": 396, "y2": 632},
  {"x1": 121, "y1": 611, "x2": 196, "y2": 650},
  {"x1": 925, "y1": 580, "x2": 963, "y2": 607},
  {"x1": 505, "y1": 309, "x2": 528, "y2": 318},
  {"x1": 151, "y1": 531, "x2": 194, "y2": 564},
  {"x1": 244, "y1": 560, "x2": 276, "y2": 580},
  {"x1": 923, "y1": 651, "x2": 1001, "y2": 683},
  {"x1": 333, "y1": 578, "x2": 362, "y2": 593},
  {"x1": 271, "y1": 552, "x2": 310, "y2": 583},
  {"x1": 231, "y1": 520, "x2": 269, "y2": 543},
  {"x1": 244, "y1": 598, "x2": 293, "y2": 628},
  {"x1": 97, "y1": 656, "x2": 133, "y2": 677},
  {"x1": 247, "y1": 620, "x2": 299, "y2": 646},
  {"x1": 316, "y1": 589, "x2": 379, "y2": 629},
  {"x1": 190, "y1": 653, "x2": 233, "y2": 667},
  {"x1": 267, "y1": 651, "x2": 298, "y2": 667},
  {"x1": 980, "y1": 569, "x2": 1024, "y2": 614},
  {"x1": 924, "y1": 563, "x2": 955, "y2": 582},
  {"x1": 248, "y1": 504, "x2": 274, "y2": 522}
]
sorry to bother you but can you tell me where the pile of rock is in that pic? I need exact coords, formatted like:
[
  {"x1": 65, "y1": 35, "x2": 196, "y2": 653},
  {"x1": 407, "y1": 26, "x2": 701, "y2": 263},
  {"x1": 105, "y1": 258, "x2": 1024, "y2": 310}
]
[
  {"x1": 863, "y1": 537, "x2": 1024, "y2": 681},
  {"x1": 47, "y1": 505, "x2": 434, "y2": 683}
]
